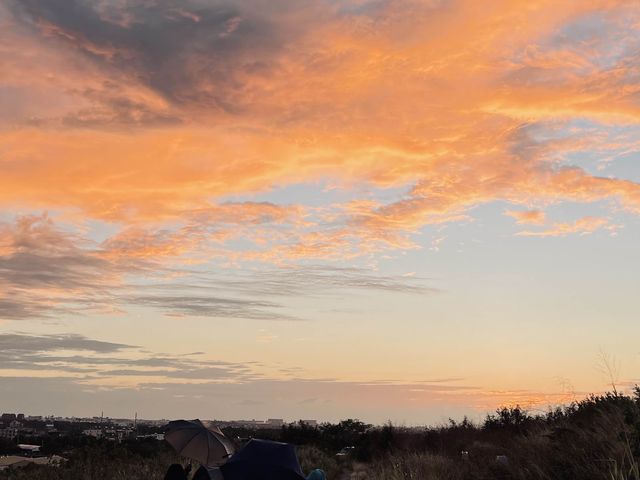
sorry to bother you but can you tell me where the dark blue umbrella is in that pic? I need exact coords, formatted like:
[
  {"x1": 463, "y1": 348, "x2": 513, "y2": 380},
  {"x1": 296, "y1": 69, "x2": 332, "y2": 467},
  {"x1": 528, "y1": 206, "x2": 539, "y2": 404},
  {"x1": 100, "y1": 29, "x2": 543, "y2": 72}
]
[{"x1": 220, "y1": 439, "x2": 306, "y2": 480}]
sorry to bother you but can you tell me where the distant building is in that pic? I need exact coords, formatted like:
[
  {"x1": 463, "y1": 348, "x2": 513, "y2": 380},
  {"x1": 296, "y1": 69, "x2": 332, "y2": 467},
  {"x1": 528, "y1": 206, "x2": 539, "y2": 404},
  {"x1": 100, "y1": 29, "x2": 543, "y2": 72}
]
[
  {"x1": 300, "y1": 420, "x2": 318, "y2": 427},
  {"x1": 0, "y1": 428, "x2": 18, "y2": 440},
  {"x1": 137, "y1": 433, "x2": 164, "y2": 441},
  {"x1": 82, "y1": 429, "x2": 102, "y2": 439},
  {"x1": 0, "y1": 414, "x2": 16, "y2": 424},
  {"x1": 18, "y1": 444, "x2": 41, "y2": 454},
  {"x1": 267, "y1": 419, "x2": 284, "y2": 427}
]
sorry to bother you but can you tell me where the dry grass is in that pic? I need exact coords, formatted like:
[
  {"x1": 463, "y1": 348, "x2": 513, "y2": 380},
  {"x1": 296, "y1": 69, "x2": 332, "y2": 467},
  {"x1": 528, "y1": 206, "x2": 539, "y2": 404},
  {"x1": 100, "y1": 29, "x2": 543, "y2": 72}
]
[
  {"x1": 365, "y1": 453, "x2": 463, "y2": 480},
  {"x1": 297, "y1": 444, "x2": 342, "y2": 479}
]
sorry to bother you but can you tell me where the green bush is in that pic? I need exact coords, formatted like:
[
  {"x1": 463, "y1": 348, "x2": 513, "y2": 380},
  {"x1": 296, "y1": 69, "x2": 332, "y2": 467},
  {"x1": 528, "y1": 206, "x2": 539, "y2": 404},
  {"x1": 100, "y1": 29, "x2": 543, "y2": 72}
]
[{"x1": 297, "y1": 444, "x2": 341, "y2": 479}]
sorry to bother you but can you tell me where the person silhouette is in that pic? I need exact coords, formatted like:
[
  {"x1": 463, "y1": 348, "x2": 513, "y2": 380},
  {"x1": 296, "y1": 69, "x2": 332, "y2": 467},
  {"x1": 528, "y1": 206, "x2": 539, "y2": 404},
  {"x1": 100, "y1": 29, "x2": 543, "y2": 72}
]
[
  {"x1": 164, "y1": 463, "x2": 188, "y2": 480},
  {"x1": 193, "y1": 465, "x2": 224, "y2": 479}
]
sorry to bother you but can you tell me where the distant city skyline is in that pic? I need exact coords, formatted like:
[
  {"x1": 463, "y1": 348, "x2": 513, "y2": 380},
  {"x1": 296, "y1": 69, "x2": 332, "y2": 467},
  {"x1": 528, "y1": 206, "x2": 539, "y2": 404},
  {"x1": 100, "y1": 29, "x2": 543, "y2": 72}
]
[
  {"x1": 1, "y1": 0, "x2": 639, "y2": 424},
  {"x1": 1, "y1": 412, "x2": 311, "y2": 427}
]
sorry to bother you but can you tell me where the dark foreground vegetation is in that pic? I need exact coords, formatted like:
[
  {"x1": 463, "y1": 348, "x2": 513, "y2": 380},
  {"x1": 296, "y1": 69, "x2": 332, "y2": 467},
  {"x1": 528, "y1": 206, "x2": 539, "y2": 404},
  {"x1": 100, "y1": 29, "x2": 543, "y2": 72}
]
[{"x1": 2, "y1": 388, "x2": 639, "y2": 480}]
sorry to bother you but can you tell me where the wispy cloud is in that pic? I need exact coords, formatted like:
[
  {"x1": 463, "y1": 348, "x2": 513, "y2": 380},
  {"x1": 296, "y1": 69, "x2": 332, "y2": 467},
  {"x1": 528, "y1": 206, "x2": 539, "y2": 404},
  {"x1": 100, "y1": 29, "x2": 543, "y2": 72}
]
[
  {"x1": 505, "y1": 209, "x2": 547, "y2": 225},
  {"x1": 0, "y1": 214, "x2": 122, "y2": 319},
  {"x1": 0, "y1": 332, "x2": 132, "y2": 354},
  {"x1": 0, "y1": 332, "x2": 258, "y2": 381},
  {"x1": 516, "y1": 216, "x2": 615, "y2": 237},
  {"x1": 0, "y1": 215, "x2": 430, "y2": 322},
  {"x1": 2, "y1": 332, "x2": 631, "y2": 422}
]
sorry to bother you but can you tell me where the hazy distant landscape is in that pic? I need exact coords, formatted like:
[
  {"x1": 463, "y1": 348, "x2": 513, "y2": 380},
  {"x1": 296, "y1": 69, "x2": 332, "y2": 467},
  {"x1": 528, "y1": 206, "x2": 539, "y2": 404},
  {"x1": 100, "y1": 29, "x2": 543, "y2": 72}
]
[{"x1": 2, "y1": 390, "x2": 639, "y2": 479}]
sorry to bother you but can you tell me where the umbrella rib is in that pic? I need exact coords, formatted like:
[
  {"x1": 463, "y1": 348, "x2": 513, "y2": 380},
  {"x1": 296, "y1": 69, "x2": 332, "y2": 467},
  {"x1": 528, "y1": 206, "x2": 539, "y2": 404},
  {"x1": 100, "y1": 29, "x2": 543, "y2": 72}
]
[
  {"x1": 179, "y1": 429, "x2": 204, "y2": 456},
  {"x1": 167, "y1": 423, "x2": 202, "y2": 450},
  {"x1": 207, "y1": 429, "x2": 214, "y2": 466}
]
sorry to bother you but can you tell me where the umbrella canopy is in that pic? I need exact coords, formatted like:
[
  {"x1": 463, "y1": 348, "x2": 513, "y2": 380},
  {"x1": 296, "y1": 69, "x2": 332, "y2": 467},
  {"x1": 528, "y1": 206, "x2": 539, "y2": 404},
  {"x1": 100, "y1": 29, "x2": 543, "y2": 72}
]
[
  {"x1": 220, "y1": 439, "x2": 305, "y2": 480},
  {"x1": 165, "y1": 419, "x2": 235, "y2": 467}
]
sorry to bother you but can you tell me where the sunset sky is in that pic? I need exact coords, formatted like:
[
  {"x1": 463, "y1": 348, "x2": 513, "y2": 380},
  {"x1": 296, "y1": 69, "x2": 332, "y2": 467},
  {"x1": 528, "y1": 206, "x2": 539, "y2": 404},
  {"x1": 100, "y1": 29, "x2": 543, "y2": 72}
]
[{"x1": 1, "y1": 0, "x2": 639, "y2": 425}]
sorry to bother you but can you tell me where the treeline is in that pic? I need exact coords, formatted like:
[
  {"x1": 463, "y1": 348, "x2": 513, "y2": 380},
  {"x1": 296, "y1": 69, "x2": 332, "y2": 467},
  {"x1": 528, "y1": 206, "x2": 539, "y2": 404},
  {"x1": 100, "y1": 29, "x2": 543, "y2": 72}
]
[
  {"x1": 290, "y1": 389, "x2": 640, "y2": 479},
  {"x1": 224, "y1": 388, "x2": 640, "y2": 479}
]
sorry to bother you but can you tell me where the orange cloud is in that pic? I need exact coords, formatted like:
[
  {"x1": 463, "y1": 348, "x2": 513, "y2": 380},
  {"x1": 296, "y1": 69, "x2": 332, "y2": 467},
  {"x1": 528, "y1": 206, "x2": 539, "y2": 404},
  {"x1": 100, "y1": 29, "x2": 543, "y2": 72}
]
[
  {"x1": 506, "y1": 210, "x2": 546, "y2": 225},
  {"x1": 0, "y1": 0, "x2": 639, "y2": 265},
  {"x1": 516, "y1": 216, "x2": 613, "y2": 237},
  {"x1": 0, "y1": 214, "x2": 123, "y2": 320},
  {"x1": 99, "y1": 202, "x2": 309, "y2": 261}
]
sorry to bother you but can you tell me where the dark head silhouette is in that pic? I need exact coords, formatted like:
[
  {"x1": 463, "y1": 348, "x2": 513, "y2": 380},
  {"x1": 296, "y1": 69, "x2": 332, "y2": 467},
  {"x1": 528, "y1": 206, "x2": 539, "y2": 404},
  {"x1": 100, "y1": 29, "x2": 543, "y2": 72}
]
[{"x1": 164, "y1": 464, "x2": 187, "y2": 480}]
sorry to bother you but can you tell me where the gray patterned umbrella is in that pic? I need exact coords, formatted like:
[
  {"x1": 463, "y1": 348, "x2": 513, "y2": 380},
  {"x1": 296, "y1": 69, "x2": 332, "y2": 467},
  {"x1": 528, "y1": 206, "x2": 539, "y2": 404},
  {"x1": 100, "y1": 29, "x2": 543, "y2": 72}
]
[{"x1": 165, "y1": 419, "x2": 235, "y2": 467}]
